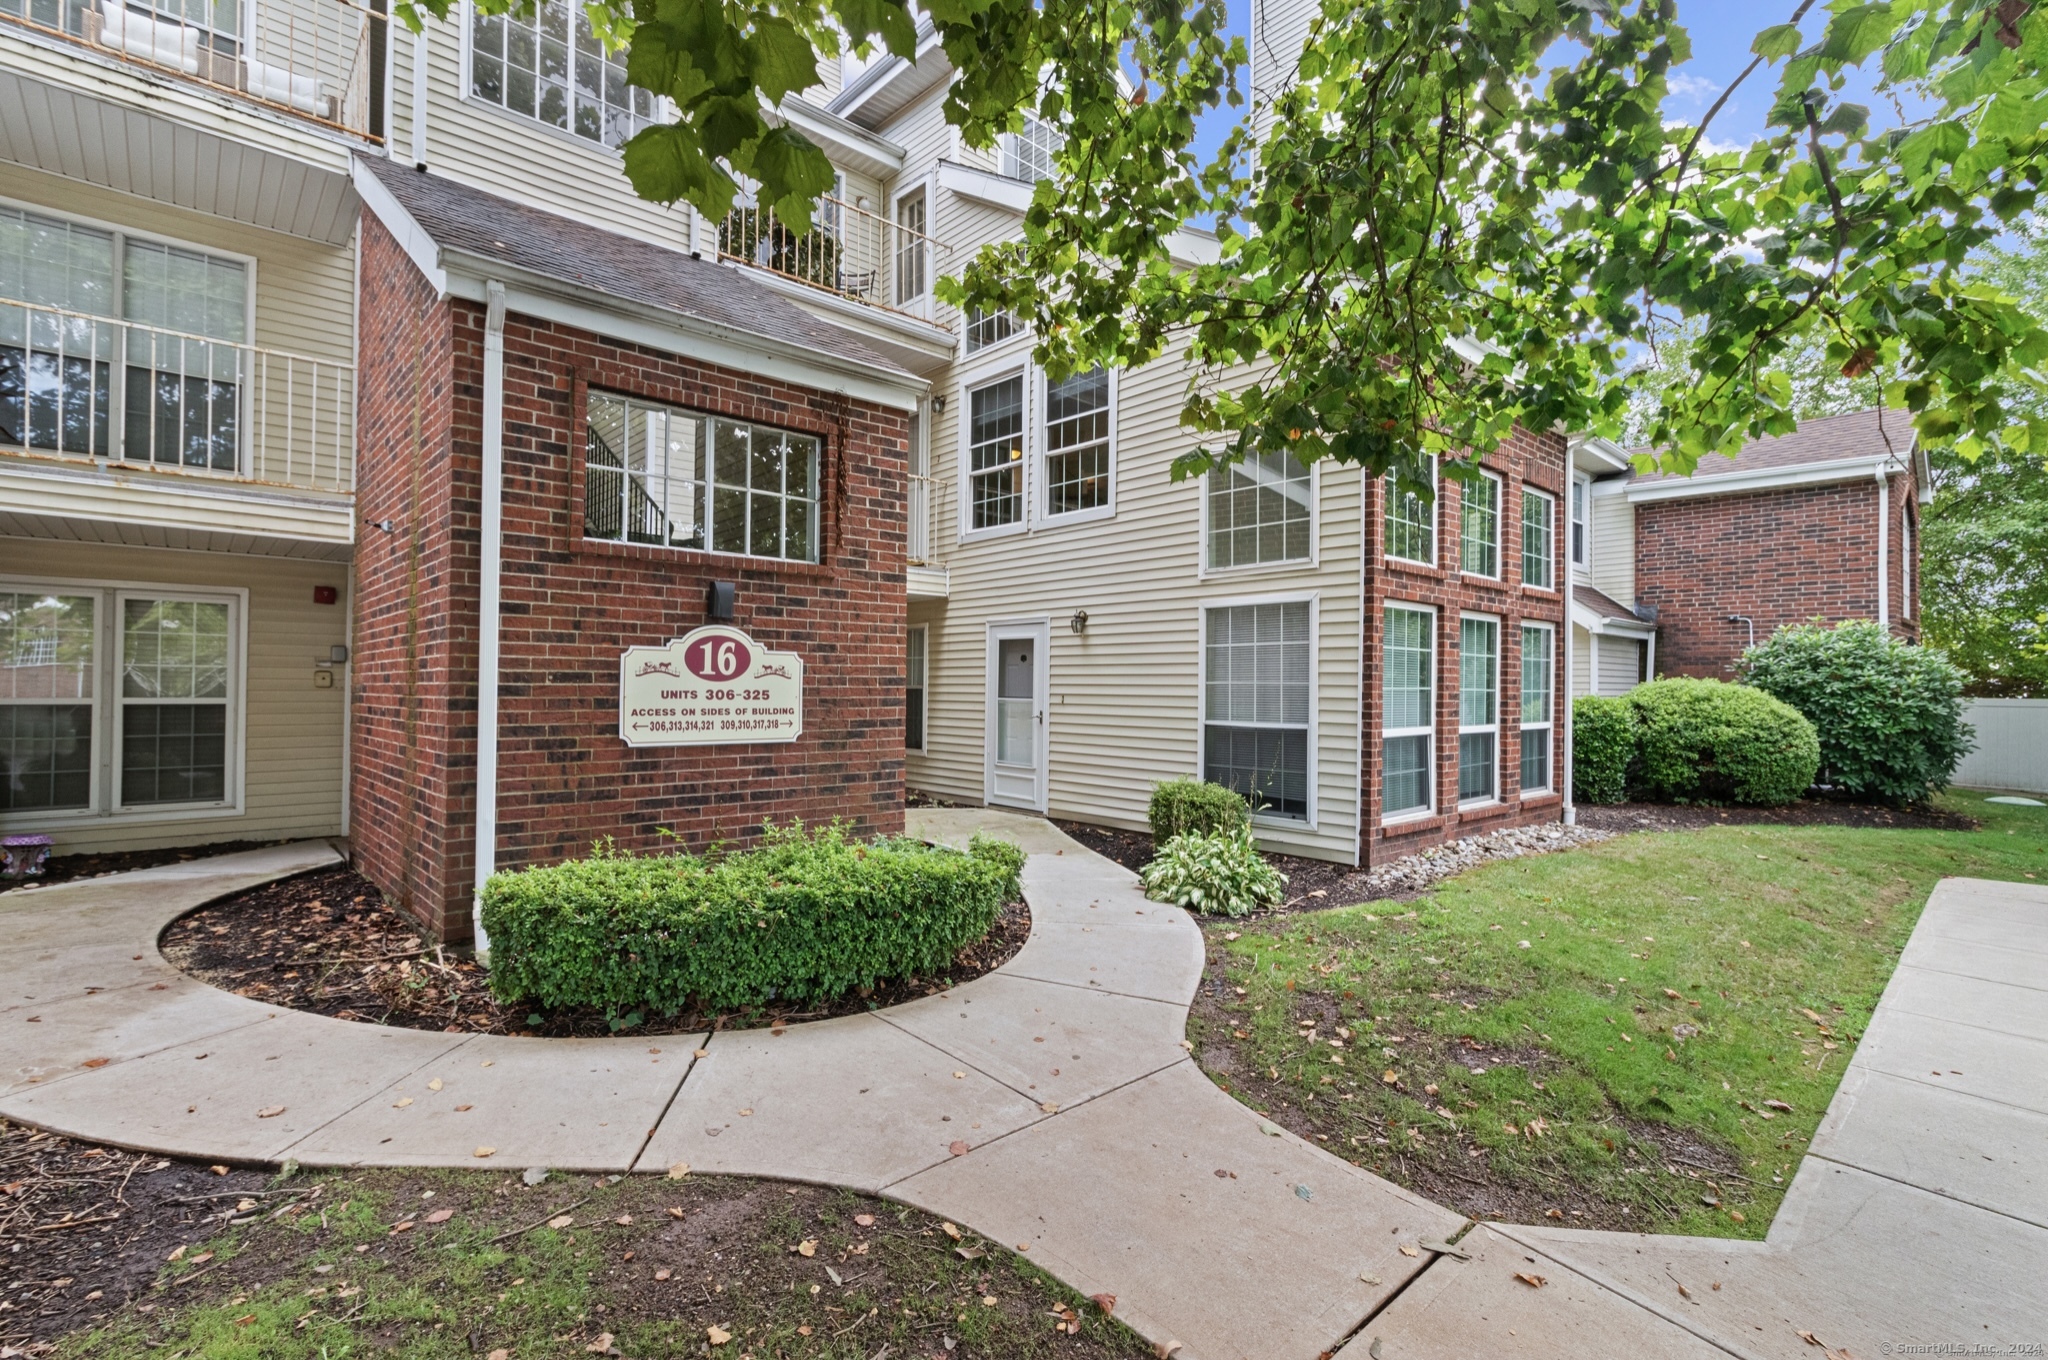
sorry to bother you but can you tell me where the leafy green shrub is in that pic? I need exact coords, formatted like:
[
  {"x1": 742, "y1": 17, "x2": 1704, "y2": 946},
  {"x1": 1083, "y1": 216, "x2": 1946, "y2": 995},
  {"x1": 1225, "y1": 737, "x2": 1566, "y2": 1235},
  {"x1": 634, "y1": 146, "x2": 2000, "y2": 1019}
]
[
  {"x1": 1147, "y1": 777, "x2": 1250, "y2": 843},
  {"x1": 1627, "y1": 678, "x2": 1819, "y2": 807},
  {"x1": 479, "y1": 823, "x2": 1013, "y2": 1015},
  {"x1": 966, "y1": 832, "x2": 1025, "y2": 900},
  {"x1": 1139, "y1": 824, "x2": 1287, "y2": 917},
  {"x1": 1572, "y1": 696, "x2": 1636, "y2": 805},
  {"x1": 1738, "y1": 619, "x2": 1975, "y2": 804}
]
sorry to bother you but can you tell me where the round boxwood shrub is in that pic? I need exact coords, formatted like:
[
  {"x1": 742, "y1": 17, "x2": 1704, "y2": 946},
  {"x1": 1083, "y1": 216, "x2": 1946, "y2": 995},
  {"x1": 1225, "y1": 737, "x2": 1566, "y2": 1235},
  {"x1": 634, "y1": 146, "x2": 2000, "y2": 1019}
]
[
  {"x1": 1571, "y1": 695, "x2": 1636, "y2": 805},
  {"x1": 1626, "y1": 678, "x2": 1820, "y2": 807},
  {"x1": 1140, "y1": 824, "x2": 1287, "y2": 916},
  {"x1": 1147, "y1": 777, "x2": 1250, "y2": 843},
  {"x1": 1738, "y1": 619, "x2": 1974, "y2": 804},
  {"x1": 478, "y1": 823, "x2": 1018, "y2": 1016}
]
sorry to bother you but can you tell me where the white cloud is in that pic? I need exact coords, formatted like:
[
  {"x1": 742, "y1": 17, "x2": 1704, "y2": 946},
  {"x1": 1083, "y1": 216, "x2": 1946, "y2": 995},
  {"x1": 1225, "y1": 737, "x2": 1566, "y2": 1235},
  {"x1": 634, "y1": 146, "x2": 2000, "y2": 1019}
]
[{"x1": 1666, "y1": 72, "x2": 1720, "y2": 102}]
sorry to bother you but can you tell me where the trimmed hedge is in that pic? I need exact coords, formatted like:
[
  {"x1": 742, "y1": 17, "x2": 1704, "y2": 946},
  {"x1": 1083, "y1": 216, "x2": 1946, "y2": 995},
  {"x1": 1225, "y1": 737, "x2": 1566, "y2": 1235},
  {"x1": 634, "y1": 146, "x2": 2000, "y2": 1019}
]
[
  {"x1": 1738, "y1": 619, "x2": 1974, "y2": 804},
  {"x1": 479, "y1": 824, "x2": 1018, "y2": 1015},
  {"x1": 1572, "y1": 696, "x2": 1636, "y2": 805},
  {"x1": 1140, "y1": 824, "x2": 1287, "y2": 917},
  {"x1": 1628, "y1": 678, "x2": 1820, "y2": 807},
  {"x1": 1148, "y1": 777, "x2": 1250, "y2": 842}
]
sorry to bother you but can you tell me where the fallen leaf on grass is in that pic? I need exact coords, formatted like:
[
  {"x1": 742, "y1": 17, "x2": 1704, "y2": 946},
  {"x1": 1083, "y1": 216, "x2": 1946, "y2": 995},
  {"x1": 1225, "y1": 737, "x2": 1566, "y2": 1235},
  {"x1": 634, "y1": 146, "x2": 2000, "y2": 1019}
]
[
  {"x1": 940, "y1": 1222, "x2": 962, "y2": 1240},
  {"x1": 488, "y1": 1350, "x2": 509, "y2": 1360},
  {"x1": 209, "y1": 1166, "x2": 229, "y2": 1176},
  {"x1": 166, "y1": 1245, "x2": 185, "y2": 1262},
  {"x1": 584, "y1": 1333, "x2": 614, "y2": 1354},
  {"x1": 955, "y1": 1245, "x2": 985, "y2": 1260},
  {"x1": 614, "y1": 1214, "x2": 633, "y2": 1226},
  {"x1": 1381, "y1": 1070, "x2": 1400, "y2": 1085},
  {"x1": 547, "y1": 1215, "x2": 574, "y2": 1230},
  {"x1": 188, "y1": 1252, "x2": 213, "y2": 1265},
  {"x1": 1091, "y1": 1293, "x2": 1117, "y2": 1315},
  {"x1": 1514, "y1": 1273, "x2": 1547, "y2": 1289},
  {"x1": 794, "y1": 1239, "x2": 817, "y2": 1257},
  {"x1": 391, "y1": 1221, "x2": 415, "y2": 1234},
  {"x1": 425, "y1": 1209, "x2": 454, "y2": 1224},
  {"x1": 1798, "y1": 1009, "x2": 1824, "y2": 1024},
  {"x1": 654, "y1": 1268, "x2": 672, "y2": 1281},
  {"x1": 854, "y1": 1214, "x2": 875, "y2": 1227},
  {"x1": 1664, "y1": 989, "x2": 1681, "y2": 1000},
  {"x1": 666, "y1": 1162, "x2": 690, "y2": 1180},
  {"x1": 1763, "y1": 1099, "x2": 1794, "y2": 1113},
  {"x1": 666, "y1": 1206, "x2": 685, "y2": 1220}
]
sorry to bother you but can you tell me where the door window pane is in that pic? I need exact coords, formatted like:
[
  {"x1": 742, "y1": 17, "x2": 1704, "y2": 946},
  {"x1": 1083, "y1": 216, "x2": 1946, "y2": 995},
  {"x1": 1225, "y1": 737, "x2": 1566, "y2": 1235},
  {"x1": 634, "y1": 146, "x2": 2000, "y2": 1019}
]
[
  {"x1": 1044, "y1": 367, "x2": 1110, "y2": 516},
  {"x1": 0, "y1": 591, "x2": 97, "y2": 813},
  {"x1": 1210, "y1": 450, "x2": 1312, "y2": 568},
  {"x1": 995, "y1": 637, "x2": 1033, "y2": 766},
  {"x1": 968, "y1": 375, "x2": 1024, "y2": 529},
  {"x1": 1458, "y1": 615, "x2": 1498, "y2": 803},
  {"x1": 121, "y1": 241, "x2": 246, "y2": 471},
  {"x1": 1460, "y1": 472, "x2": 1500, "y2": 576},
  {"x1": 906, "y1": 625, "x2": 927, "y2": 750},
  {"x1": 1204, "y1": 602, "x2": 1311, "y2": 819}
]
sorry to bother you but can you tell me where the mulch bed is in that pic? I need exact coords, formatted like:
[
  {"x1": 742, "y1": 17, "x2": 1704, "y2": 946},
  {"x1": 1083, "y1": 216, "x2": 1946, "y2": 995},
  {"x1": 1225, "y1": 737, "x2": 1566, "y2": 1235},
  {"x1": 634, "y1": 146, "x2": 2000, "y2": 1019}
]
[
  {"x1": 0, "y1": 1119, "x2": 277, "y2": 1350},
  {"x1": 1054, "y1": 820, "x2": 1406, "y2": 915},
  {"x1": 1575, "y1": 798, "x2": 1978, "y2": 834},
  {"x1": 159, "y1": 865, "x2": 1031, "y2": 1039},
  {"x1": 0, "y1": 840, "x2": 284, "y2": 896}
]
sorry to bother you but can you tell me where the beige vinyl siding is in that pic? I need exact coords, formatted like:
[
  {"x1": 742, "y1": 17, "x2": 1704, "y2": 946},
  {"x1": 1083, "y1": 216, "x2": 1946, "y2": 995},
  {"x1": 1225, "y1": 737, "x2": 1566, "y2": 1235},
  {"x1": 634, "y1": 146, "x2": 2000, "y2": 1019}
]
[
  {"x1": 0, "y1": 539, "x2": 348, "y2": 854},
  {"x1": 906, "y1": 344, "x2": 1365, "y2": 864},
  {"x1": 1593, "y1": 634, "x2": 1644, "y2": 697},
  {"x1": 393, "y1": 11, "x2": 701, "y2": 256},
  {"x1": 1589, "y1": 487, "x2": 1635, "y2": 605},
  {"x1": 1251, "y1": 0, "x2": 1320, "y2": 133},
  {"x1": 1571, "y1": 624, "x2": 1593, "y2": 699},
  {"x1": 0, "y1": 164, "x2": 357, "y2": 491}
]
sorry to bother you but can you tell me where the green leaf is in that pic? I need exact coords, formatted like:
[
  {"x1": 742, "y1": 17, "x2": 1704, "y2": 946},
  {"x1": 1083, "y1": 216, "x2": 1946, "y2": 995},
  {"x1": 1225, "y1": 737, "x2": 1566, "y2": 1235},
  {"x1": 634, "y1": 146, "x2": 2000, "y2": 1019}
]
[{"x1": 1751, "y1": 23, "x2": 1804, "y2": 61}]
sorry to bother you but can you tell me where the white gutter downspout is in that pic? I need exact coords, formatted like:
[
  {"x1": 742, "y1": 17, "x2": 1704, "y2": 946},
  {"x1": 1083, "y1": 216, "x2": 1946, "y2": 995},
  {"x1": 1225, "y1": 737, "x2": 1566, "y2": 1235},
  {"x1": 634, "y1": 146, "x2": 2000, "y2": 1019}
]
[
  {"x1": 409, "y1": 27, "x2": 429, "y2": 167},
  {"x1": 1875, "y1": 468, "x2": 1891, "y2": 628},
  {"x1": 1562, "y1": 617, "x2": 1576, "y2": 826},
  {"x1": 473, "y1": 280, "x2": 506, "y2": 959}
]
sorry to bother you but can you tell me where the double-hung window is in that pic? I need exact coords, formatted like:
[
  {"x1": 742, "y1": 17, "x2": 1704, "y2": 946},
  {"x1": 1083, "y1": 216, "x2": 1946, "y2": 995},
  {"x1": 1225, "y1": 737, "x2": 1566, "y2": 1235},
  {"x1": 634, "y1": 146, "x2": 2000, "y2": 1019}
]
[
  {"x1": 1460, "y1": 470, "x2": 1500, "y2": 577},
  {"x1": 1458, "y1": 614, "x2": 1499, "y2": 804},
  {"x1": 1522, "y1": 487, "x2": 1555, "y2": 589},
  {"x1": 1000, "y1": 116, "x2": 1065, "y2": 181},
  {"x1": 1, "y1": 207, "x2": 248, "y2": 471},
  {"x1": 966, "y1": 374, "x2": 1025, "y2": 530},
  {"x1": 906, "y1": 624, "x2": 927, "y2": 751},
  {"x1": 1382, "y1": 605, "x2": 1434, "y2": 818},
  {"x1": 1209, "y1": 450, "x2": 1312, "y2": 569},
  {"x1": 1571, "y1": 478, "x2": 1589, "y2": 567},
  {"x1": 1383, "y1": 461, "x2": 1436, "y2": 564},
  {"x1": 1204, "y1": 601, "x2": 1311, "y2": 820},
  {"x1": 1519, "y1": 623, "x2": 1554, "y2": 794},
  {"x1": 963, "y1": 307, "x2": 1018, "y2": 354},
  {"x1": 584, "y1": 392, "x2": 819, "y2": 562},
  {"x1": 1, "y1": 584, "x2": 239, "y2": 817},
  {"x1": 1043, "y1": 367, "x2": 1110, "y2": 517},
  {"x1": 470, "y1": 0, "x2": 657, "y2": 150}
]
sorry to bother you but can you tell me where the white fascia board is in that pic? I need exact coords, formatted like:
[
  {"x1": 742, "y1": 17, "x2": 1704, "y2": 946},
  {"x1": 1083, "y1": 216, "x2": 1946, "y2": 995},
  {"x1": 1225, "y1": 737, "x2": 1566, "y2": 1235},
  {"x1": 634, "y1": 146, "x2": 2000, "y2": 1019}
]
[
  {"x1": 1569, "y1": 603, "x2": 1656, "y2": 636},
  {"x1": 778, "y1": 96, "x2": 907, "y2": 180},
  {"x1": 1915, "y1": 442, "x2": 1933, "y2": 504},
  {"x1": 827, "y1": 25, "x2": 948, "y2": 123},
  {"x1": 734, "y1": 262, "x2": 956, "y2": 362},
  {"x1": 438, "y1": 252, "x2": 928, "y2": 412},
  {"x1": 1624, "y1": 454, "x2": 1894, "y2": 504},
  {"x1": 350, "y1": 159, "x2": 450, "y2": 297},
  {"x1": 1569, "y1": 435, "x2": 1632, "y2": 474},
  {"x1": 933, "y1": 160, "x2": 1222, "y2": 266},
  {"x1": 0, "y1": 455, "x2": 353, "y2": 544}
]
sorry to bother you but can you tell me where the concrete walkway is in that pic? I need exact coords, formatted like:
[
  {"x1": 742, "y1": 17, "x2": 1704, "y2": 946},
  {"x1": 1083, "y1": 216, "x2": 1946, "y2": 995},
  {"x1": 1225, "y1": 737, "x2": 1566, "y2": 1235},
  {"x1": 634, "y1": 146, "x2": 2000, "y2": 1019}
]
[{"x1": 1, "y1": 822, "x2": 2043, "y2": 1358}]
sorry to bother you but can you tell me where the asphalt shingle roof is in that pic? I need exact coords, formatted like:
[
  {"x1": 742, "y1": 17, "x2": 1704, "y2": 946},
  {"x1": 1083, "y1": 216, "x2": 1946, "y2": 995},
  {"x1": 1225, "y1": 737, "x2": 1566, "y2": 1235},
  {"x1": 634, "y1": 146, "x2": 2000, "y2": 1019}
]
[
  {"x1": 1574, "y1": 584, "x2": 1642, "y2": 622},
  {"x1": 357, "y1": 155, "x2": 909, "y2": 377},
  {"x1": 1630, "y1": 407, "x2": 1914, "y2": 484}
]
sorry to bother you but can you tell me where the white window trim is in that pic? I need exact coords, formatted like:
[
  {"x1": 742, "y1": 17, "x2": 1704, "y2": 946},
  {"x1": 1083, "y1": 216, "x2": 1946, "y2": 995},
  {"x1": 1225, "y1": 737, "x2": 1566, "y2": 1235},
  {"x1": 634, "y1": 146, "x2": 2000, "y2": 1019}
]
[
  {"x1": 1518, "y1": 620, "x2": 1556, "y2": 796},
  {"x1": 458, "y1": 0, "x2": 667, "y2": 159},
  {"x1": 1459, "y1": 468, "x2": 1503, "y2": 580},
  {"x1": 1521, "y1": 485, "x2": 1558, "y2": 592},
  {"x1": 1457, "y1": 609, "x2": 1501, "y2": 809},
  {"x1": 1570, "y1": 473, "x2": 1592, "y2": 572},
  {"x1": 1200, "y1": 453, "x2": 1321, "y2": 579},
  {"x1": 0, "y1": 574, "x2": 247, "y2": 830},
  {"x1": 906, "y1": 622, "x2": 929, "y2": 754},
  {"x1": 956, "y1": 361, "x2": 1031, "y2": 543},
  {"x1": 1194, "y1": 590, "x2": 1319, "y2": 830},
  {"x1": 1037, "y1": 364, "x2": 1117, "y2": 528},
  {"x1": 1382, "y1": 458, "x2": 1438, "y2": 567},
  {"x1": 1380, "y1": 600, "x2": 1436, "y2": 826}
]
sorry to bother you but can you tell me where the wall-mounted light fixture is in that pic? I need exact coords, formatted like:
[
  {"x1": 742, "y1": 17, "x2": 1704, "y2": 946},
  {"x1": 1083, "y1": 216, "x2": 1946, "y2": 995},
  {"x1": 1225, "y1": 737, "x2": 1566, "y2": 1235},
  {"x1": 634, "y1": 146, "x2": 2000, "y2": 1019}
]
[
  {"x1": 707, "y1": 580, "x2": 737, "y2": 621},
  {"x1": 373, "y1": 519, "x2": 396, "y2": 533},
  {"x1": 931, "y1": 395, "x2": 947, "y2": 413},
  {"x1": 1070, "y1": 609, "x2": 1089, "y2": 635}
]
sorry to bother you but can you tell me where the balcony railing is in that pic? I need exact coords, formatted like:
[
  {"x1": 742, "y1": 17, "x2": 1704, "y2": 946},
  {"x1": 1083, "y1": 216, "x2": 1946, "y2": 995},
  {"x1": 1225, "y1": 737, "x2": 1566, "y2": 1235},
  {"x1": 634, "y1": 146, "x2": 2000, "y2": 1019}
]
[
  {"x1": 0, "y1": 0, "x2": 382, "y2": 141},
  {"x1": 1, "y1": 297, "x2": 354, "y2": 493},
  {"x1": 908, "y1": 471, "x2": 942, "y2": 566},
  {"x1": 720, "y1": 194, "x2": 944, "y2": 320}
]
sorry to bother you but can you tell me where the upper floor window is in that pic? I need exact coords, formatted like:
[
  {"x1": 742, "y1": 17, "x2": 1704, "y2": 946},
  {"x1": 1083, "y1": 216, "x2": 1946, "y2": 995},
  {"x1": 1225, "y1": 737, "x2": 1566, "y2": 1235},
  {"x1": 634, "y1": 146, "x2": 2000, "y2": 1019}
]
[
  {"x1": 1210, "y1": 450, "x2": 1312, "y2": 569},
  {"x1": 470, "y1": 0, "x2": 657, "y2": 151},
  {"x1": 1, "y1": 206, "x2": 247, "y2": 471},
  {"x1": 1458, "y1": 614, "x2": 1499, "y2": 804},
  {"x1": 584, "y1": 392, "x2": 819, "y2": 561},
  {"x1": 1043, "y1": 367, "x2": 1110, "y2": 517},
  {"x1": 967, "y1": 374, "x2": 1025, "y2": 530},
  {"x1": 1521, "y1": 486, "x2": 1554, "y2": 589},
  {"x1": 1571, "y1": 477, "x2": 1588, "y2": 566},
  {"x1": 964, "y1": 307, "x2": 1018, "y2": 354},
  {"x1": 1459, "y1": 469, "x2": 1500, "y2": 577},
  {"x1": 1000, "y1": 116, "x2": 1065, "y2": 182},
  {"x1": 1383, "y1": 461, "x2": 1435, "y2": 564}
]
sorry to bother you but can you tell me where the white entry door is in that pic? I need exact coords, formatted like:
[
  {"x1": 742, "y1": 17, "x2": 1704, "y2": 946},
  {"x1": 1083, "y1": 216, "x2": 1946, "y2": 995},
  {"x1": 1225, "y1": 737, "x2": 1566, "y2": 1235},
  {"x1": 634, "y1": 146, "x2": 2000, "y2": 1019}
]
[{"x1": 986, "y1": 620, "x2": 1049, "y2": 810}]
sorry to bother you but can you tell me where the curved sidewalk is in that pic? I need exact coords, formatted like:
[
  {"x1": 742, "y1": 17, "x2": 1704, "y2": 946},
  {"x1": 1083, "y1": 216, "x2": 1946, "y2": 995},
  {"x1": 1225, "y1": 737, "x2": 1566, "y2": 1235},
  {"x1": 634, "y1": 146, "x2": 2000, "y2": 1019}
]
[{"x1": 3, "y1": 819, "x2": 2044, "y2": 1359}]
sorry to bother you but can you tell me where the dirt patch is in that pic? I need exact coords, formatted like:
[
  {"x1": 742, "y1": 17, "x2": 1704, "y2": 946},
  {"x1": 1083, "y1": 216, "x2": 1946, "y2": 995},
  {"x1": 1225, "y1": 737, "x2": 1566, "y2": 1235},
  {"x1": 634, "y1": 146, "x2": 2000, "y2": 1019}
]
[
  {"x1": 0, "y1": 841, "x2": 284, "y2": 896},
  {"x1": 1576, "y1": 799, "x2": 1978, "y2": 833},
  {"x1": 0, "y1": 1119, "x2": 276, "y2": 1349},
  {"x1": 160, "y1": 865, "x2": 1031, "y2": 1039}
]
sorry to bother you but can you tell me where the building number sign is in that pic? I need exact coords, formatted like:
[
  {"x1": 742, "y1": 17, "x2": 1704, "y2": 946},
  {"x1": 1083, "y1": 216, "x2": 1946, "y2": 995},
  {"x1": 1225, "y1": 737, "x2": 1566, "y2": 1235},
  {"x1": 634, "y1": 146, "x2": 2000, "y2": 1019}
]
[{"x1": 618, "y1": 625, "x2": 804, "y2": 746}]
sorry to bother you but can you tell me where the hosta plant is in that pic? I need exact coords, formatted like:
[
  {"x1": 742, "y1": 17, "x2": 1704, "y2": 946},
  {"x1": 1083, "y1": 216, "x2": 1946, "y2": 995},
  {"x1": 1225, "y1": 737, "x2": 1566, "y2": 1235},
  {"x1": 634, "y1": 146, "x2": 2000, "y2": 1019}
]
[{"x1": 1139, "y1": 824, "x2": 1286, "y2": 917}]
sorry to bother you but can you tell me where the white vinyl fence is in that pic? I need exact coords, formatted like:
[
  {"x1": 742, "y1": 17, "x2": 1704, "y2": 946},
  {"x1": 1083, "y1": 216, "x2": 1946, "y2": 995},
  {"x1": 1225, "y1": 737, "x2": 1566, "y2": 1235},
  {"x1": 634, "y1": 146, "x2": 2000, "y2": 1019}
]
[{"x1": 1953, "y1": 699, "x2": 2048, "y2": 793}]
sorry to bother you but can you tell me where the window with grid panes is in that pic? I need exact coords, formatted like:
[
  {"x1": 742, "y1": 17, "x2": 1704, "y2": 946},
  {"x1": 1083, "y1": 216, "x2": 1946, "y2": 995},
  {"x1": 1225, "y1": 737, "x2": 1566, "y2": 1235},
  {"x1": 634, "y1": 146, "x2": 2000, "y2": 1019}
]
[
  {"x1": 1382, "y1": 605, "x2": 1433, "y2": 817},
  {"x1": 964, "y1": 307, "x2": 1018, "y2": 353},
  {"x1": 1522, "y1": 487, "x2": 1554, "y2": 588},
  {"x1": 895, "y1": 190, "x2": 927, "y2": 304},
  {"x1": 967, "y1": 375, "x2": 1024, "y2": 529},
  {"x1": 1209, "y1": 450, "x2": 1311, "y2": 568},
  {"x1": 470, "y1": 0, "x2": 657, "y2": 150},
  {"x1": 1383, "y1": 461, "x2": 1436, "y2": 563},
  {"x1": 1460, "y1": 471, "x2": 1500, "y2": 576},
  {"x1": 1204, "y1": 602, "x2": 1311, "y2": 819},
  {"x1": 906, "y1": 624, "x2": 927, "y2": 750},
  {"x1": 0, "y1": 590, "x2": 96, "y2": 812},
  {"x1": 1043, "y1": 367, "x2": 1110, "y2": 516},
  {"x1": 1458, "y1": 615, "x2": 1498, "y2": 803},
  {"x1": 1520, "y1": 623, "x2": 1553, "y2": 793},
  {"x1": 1000, "y1": 116, "x2": 1065, "y2": 181}
]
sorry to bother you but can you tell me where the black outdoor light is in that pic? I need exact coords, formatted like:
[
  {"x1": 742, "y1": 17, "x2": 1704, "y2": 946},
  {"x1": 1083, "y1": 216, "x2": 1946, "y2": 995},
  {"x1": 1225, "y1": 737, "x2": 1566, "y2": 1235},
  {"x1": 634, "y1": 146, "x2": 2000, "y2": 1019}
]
[
  {"x1": 707, "y1": 580, "x2": 737, "y2": 621},
  {"x1": 1070, "y1": 609, "x2": 1089, "y2": 634}
]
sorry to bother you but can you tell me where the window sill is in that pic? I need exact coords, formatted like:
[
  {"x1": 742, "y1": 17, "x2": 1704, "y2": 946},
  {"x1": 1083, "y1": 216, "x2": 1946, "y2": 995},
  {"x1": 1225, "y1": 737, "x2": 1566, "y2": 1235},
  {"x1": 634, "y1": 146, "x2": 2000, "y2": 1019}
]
[
  {"x1": 1456, "y1": 796, "x2": 1503, "y2": 813},
  {"x1": 1521, "y1": 582, "x2": 1558, "y2": 595},
  {"x1": 1204, "y1": 553, "x2": 1318, "y2": 579},
  {"x1": 958, "y1": 521, "x2": 1028, "y2": 545},
  {"x1": 3, "y1": 801, "x2": 246, "y2": 831},
  {"x1": 463, "y1": 92, "x2": 631, "y2": 163},
  {"x1": 1519, "y1": 790, "x2": 1561, "y2": 806},
  {"x1": 572, "y1": 536, "x2": 835, "y2": 580},
  {"x1": 1459, "y1": 572, "x2": 1506, "y2": 587},
  {"x1": 1382, "y1": 556, "x2": 1444, "y2": 579},
  {"x1": 1037, "y1": 504, "x2": 1116, "y2": 530},
  {"x1": 1378, "y1": 811, "x2": 1447, "y2": 838}
]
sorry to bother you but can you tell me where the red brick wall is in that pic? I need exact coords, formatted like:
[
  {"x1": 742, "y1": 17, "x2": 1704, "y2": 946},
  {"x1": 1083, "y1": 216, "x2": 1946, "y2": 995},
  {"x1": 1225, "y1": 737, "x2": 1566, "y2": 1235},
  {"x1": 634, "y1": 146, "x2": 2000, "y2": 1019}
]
[
  {"x1": 1634, "y1": 470, "x2": 1915, "y2": 679},
  {"x1": 1360, "y1": 428, "x2": 1570, "y2": 865},
  {"x1": 351, "y1": 219, "x2": 910, "y2": 942}
]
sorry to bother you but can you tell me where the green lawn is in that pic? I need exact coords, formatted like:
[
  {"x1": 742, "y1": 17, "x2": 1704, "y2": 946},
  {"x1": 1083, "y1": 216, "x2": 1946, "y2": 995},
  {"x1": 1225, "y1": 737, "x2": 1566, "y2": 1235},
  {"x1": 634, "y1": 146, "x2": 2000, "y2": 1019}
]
[{"x1": 1190, "y1": 789, "x2": 2048, "y2": 1238}]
